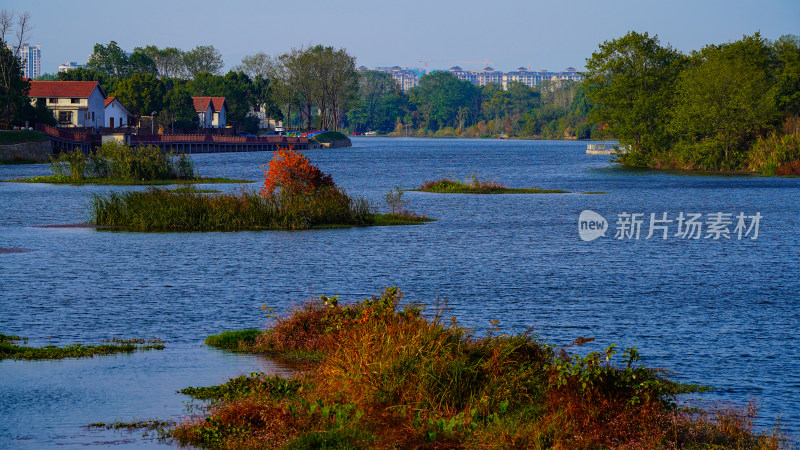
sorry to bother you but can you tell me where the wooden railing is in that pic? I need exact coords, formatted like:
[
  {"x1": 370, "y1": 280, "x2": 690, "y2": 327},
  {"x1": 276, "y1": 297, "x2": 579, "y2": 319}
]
[
  {"x1": 35, "y1": 124, "x2": 98, "y2": 142},
  {"x1": 129, "y1": 134, "x2": 308, "y2": 145}
]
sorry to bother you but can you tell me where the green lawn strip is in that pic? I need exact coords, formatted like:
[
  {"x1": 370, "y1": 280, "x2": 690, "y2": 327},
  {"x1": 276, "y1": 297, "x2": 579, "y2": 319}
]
[
  {"x1": 0, "y1": 159, "x2": 45, "y2": 165},
  {"x1": 0, "y1": 337, "x2": 165, "y2": 360},
  {"x1": 0, "y1": 130, "x2": 49, "y2": 144},
  {"x1": 2, "y1": 176, "x2": 251, "y2": 185}
]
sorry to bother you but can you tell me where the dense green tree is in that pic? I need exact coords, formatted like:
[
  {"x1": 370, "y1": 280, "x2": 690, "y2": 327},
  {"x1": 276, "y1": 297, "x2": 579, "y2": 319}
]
[
  {"x1": 252, "y1": 76, "x2": 283, "y2": 127},
  {"x1": 671, "y1": 33, "x2": 780, "y2": 169},
  {"x1": 346, "y1": 70, "x2": 407, "y2": 133},
  {"x1": 234, "y1": 52, "x2": 275, "y2": 80},
  {"x1": 57, "y1": 67, "x2": 114, "y2": 93},
  {"x1": 408, "y1": 71, "x2": 480, "y2": 130},
  {"x1": 127, "y1": 51, "x2": 158, "y2": 76},
  {"x1": 0, "y1": 39, "x2": 29, "y2": 126},
  {"x1": 584, "y1": 31, "x2": 687, "y2": 161},
  {"x1": 311, "y1": 45, "x2": 358, "y2": 131},
  {"x1": 774, "y1": 35, "x2": 800, "y2": 117},
  {"x1": 33, "y1": 73, "x2": 58, "y2": 81},
  {"x1": 112, "y1": 73, "x2": 165, "y2": 120},
  {"x1": 86, "y1": 41, "x2": 130, "y2": 78},
  {"x1": 159, "y1": 84, "x2": 197, "y2": 131},
  {"x1": 188, "y1": 71, "x2": 256, "y2": 126},
  {"x1": 182, "y1": 45, "x2": 224, "y2": 78},
  {"x1": 134, "y1": 45, "x2": 185, "y2": 78}
]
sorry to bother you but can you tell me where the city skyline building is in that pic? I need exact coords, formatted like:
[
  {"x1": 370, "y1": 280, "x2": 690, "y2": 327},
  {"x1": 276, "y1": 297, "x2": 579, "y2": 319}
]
[
  {"x1": 7, "y1": 43, "x2": 42, "y2": 79},
  {"x1": 362, "y1": 64, "x2": 583, "y2": 92},
  {"x1": 58, "y1": 62, "x2": 83, "y2": 73}
]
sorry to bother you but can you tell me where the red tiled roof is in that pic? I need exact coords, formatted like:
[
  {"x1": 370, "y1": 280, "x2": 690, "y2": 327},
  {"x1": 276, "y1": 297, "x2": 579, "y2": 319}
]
[
  {"x1": 104, "y1": 96, "x2": 115, "y2": 107},
  {"x1": 192, "y1": 96, "x2": 226, "y2": 113},
  {"x1": 192, "y1": 97, "x2": 212, "y2": 113},
  {"x1": 29, "y1": 81, "x2": 104, "y2": 99},
  {"x1": 210, "y1": 97, "x2": 226, "y2": 111}
]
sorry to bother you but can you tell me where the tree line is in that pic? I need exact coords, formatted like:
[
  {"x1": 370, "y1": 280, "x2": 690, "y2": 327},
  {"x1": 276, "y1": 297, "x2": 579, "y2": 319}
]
[
  {"x1": 346, "y1": 70, "x2": 593, "y2": 139},
  {"x1": 583, "y1": 31, "x2": 800, "y2": 172}
]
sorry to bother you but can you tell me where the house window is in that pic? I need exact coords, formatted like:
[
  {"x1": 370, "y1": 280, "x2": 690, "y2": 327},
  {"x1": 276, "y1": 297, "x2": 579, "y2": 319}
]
[
  {"x1": 58, "y1": 111, "x2": 73, "y2": 124},
  {"x1": 48, "y1": 98, "x2": 58, "y2": 104},
  {"x1": 71, "y1": 98, "x2": 80, "y2": 104}
]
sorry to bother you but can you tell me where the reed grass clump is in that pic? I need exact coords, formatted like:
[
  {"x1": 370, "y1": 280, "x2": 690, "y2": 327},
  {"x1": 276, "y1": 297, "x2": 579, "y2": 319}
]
[
  {"x1": 419, "y1": 174, "x2": 569, "y2": 194},
  {"x1": 172, "y1": 288, "x2": 787, "y2": 449},
  {"x1": 747, "y1": 118, "x2": 800, "y2": 175},
  {"x1": 47, "y1": 141, "x2": 196, "y2": 183},
  {"x1": 90, "y1": 187, "x2": 388, "y2": 231}
]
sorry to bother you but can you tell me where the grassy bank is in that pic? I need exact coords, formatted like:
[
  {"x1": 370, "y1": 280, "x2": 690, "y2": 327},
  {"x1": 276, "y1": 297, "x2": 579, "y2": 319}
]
[
  {"x1": 0, "y1": 335, "x2": 164, "y2": 360},
  {"x1": 417, "y1": 175, "x2": 569, "y2": 194},
  {"x1": 0, "y1": 130, "x2": 49, "y2": 144},
  {"x1": 90, "y1": 188, "x2": 432, "y2": 231},
  {"x1": 173, "y1": 288, "x2": 786, "y2": 449},
  {"x1": 310, "y1": 131, "x2": 349, "y2": 144}
]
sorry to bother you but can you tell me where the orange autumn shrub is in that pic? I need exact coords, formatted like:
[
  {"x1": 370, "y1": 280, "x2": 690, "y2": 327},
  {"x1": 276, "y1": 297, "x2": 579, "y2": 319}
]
[{"x1": 261, "y1": 147, "x2": 334, "y2": 197}]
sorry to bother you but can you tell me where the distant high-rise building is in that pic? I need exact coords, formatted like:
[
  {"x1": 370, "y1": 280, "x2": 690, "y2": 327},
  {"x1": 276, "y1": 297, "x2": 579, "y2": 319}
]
[
  {"x1": 371, "y1": 66, "x2": 421, "y2": 92},
  {"x1": 58, "y1": 62, "x2": 83, "y2": 73},
  {"x1": 7, "y1": 43, "x2": 42, "y2": 78},
  {"x1": 449, "y1": 66, "x2": 582, "y2": 89}
]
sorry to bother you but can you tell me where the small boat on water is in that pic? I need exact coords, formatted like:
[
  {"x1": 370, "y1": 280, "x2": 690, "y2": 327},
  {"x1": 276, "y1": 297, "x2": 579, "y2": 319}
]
[{"x1": 586, "y1": 143, "x2": 629, "y2": 155}]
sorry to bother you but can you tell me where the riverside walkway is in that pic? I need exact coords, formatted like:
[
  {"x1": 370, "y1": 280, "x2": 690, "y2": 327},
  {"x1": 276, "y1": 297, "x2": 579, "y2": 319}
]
[{"x1": 34, "y1": 124, "x2": 310, "y2": 154}]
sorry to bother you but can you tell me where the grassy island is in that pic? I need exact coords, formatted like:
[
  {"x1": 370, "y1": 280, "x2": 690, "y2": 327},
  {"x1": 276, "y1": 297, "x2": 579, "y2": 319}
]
[
  {"x1": 172, "y1": 288, "x2": 785, "y2": 449},
  {"x1": 3, "y1": 141, "x2": 248, "y2": 185},
  {"x1": 90, "y1": 147, "x2": 431, "y2": 231},
  {"x1": 417, "y1": 175, "x2": 569, "y2": 194},
  {"x1": 0, "y1": 334, "x2": 164, "y2": 360}
]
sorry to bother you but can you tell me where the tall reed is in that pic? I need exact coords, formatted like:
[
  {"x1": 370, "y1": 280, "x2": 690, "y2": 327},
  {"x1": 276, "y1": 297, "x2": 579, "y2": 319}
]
[
  {"x1": 90, "y1": 187, "x2": 376, "y2": 231},
  {"x1": 50, "y1": 141, "x2": 196, "y2": 182}
]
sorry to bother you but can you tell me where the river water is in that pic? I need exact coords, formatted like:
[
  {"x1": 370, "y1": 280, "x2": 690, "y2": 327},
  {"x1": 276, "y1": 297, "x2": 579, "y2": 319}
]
[{"x1": 1, "y1": 137, "x2": 798, "y2": 446}]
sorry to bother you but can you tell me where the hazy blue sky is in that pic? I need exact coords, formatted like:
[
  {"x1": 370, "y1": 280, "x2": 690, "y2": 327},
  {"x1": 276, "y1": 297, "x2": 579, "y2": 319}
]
[{"x1": 4, "y1": 0, "x2": 799, "y2": 74}]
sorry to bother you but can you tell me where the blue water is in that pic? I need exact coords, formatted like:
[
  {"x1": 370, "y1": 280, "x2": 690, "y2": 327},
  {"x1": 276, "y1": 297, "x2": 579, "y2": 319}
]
[{"x1": 1, "y1": 137, "x2": 798, "y2": 446}]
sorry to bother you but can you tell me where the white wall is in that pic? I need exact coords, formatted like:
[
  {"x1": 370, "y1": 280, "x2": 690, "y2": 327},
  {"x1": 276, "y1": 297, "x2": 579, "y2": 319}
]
[{"x1": 105, "y1": 102, "x2": 128, "y2": 127}]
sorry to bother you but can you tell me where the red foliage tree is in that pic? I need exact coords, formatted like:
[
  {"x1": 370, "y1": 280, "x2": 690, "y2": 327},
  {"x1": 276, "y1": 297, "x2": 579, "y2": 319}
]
[{"x1": 260, "y1": 147, "x2": 335, "y2": 197}]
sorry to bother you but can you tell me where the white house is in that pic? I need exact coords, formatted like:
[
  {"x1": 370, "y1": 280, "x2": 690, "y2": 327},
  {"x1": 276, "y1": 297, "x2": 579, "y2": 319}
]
[
  {"x1": 193, "y1": 97, "x2": 227, "y2": 128},
  {"x1": 247, "y1": 104, "x2": 283, "y2": 130},
  {"x1": 104, "y1": 97, "x2": 131, "y2": 128},
  {"x1": 28, "y1": 81, "x2": 106, "y2": 131}
]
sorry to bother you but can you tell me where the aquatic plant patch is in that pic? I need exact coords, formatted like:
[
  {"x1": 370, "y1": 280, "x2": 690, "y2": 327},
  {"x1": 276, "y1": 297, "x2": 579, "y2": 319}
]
[
  {"x1": 0, "y1": 336, "x2": 165, "y2": 360},
  {"x1": 172, "y1": 288, "x2": 786, "y2": 448},
  {"x1": 417, "y1": 175, "x2": 569, "y2": 194}
]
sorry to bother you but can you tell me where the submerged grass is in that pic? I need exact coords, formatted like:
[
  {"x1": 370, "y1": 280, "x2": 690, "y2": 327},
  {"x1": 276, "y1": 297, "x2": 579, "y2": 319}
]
[
  {"x1": 172, "y1": 288, "x2": 788, "y2": 449},
  {"x1": 0, "y1": 337, "x2": 165, "y2": 360},
  {"x1": 90, "y1": 187, "x2": 432, "y2": 232},
  {"x1": 418, "y1": 174, "x2": 569, "y2": 194}
]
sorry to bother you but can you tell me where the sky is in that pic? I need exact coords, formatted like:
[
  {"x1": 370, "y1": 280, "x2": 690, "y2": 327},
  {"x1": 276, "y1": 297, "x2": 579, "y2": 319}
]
[{"x1": 4, "y1": 0, "x2": 799, "y2": 75}]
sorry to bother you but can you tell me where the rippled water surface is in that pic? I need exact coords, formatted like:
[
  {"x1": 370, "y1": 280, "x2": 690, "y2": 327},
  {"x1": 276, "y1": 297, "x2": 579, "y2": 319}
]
[{"x1": 1, "y1": 137, "x2": 798, "y2": 445}]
